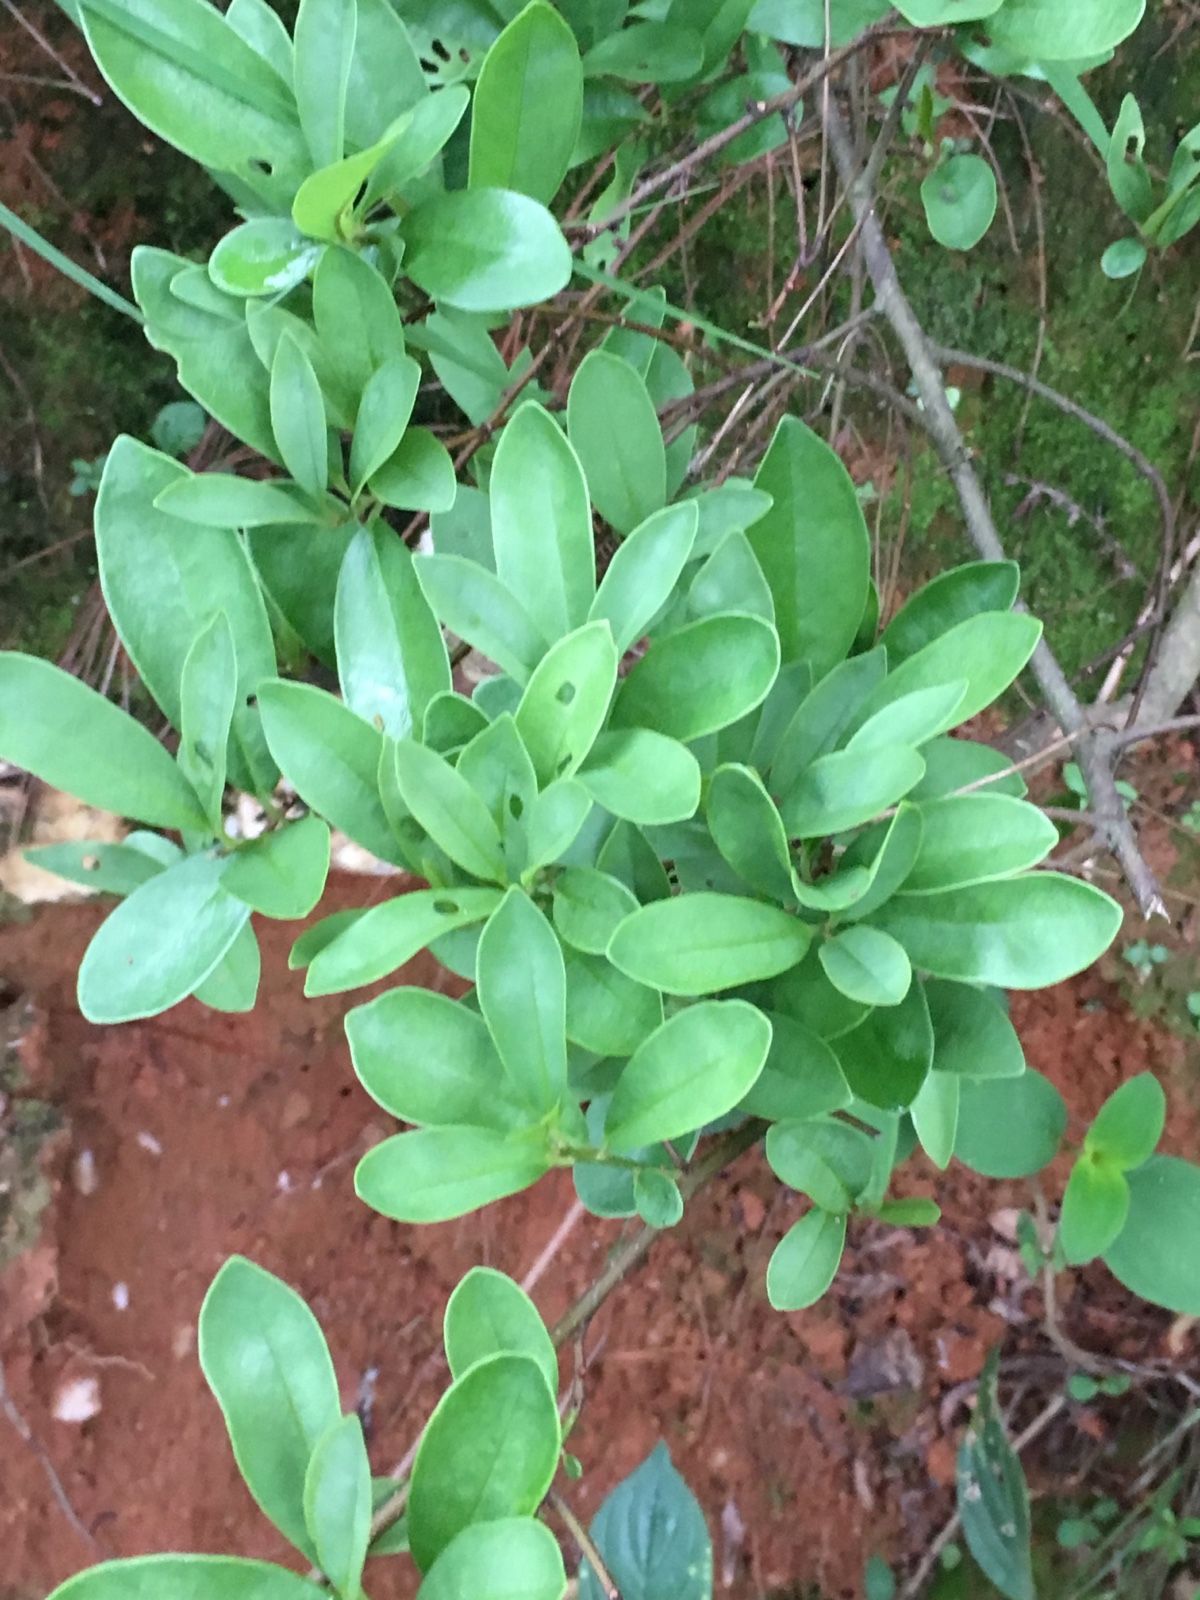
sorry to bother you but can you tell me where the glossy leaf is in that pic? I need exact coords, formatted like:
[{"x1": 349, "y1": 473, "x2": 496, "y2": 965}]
[
  {"x1": 749, "y1": 416, "x2": 869, "y2": 676},
  {"x1": 45, "y1": 1557, "x2": 326, "y2": 1600},
  {"x1": 605, "y1": 1000, "x2": 770, "y2": 1152},
  {"x1": 209, "y1": 219, "x2": 322, "y2": 299},
  {"x1": 1103, "y1": 1156, "x2": 1200, "y2": 1315},
  {"x1": 306, "y1": 887, "x2": 502, "y2": 995},
  {"x1": 418, "y1": 1518, "x2": 567, "y2": 1600},
  {"x1": 589, "y1": 502, "x2": 697, "y2": 653},
  {"x1": 514, "y1": 622, "x2": 617, "y2": 786},
  {"x1": 477, "y1": 889, "x2": 569, "y2": 1112},
  {"x1": 846, "y1": 682, "x2": 966, "y2": 755},
  {"x1": 194, "y1": 920, "x2": 262, "y2": 1014},
  {"x1": 251, "y1": 520, "x2": 353, "y2": 667},
  {"x1": 567, "y1": 349, "x2": 665, "y2": 535},
  {"x1": 766, "y1": 1208, "x2": 847, "y2": 1311},
  {"x1": 770, "y1": 947, "x2": 867, "y2": 1040},
  {"x1": 349, "y1": 356, "x2": 421, "y2": 495},
  {"x1": 365, "y1": 81, "x2": 468, "y2": 206},
  {"x1": 580, "y1": 729, "x2": 701, "y2": 826},
  {"x1": 393, "y1": 739, "x2": 505, "y2": 882},
  {"x1": 870, "y1": 875, "x2": 1123, "y2": 988},
  {"x1": 780, "y1": 743, "x2": 925, "y2": 838},
  {"x1": 904, "y1": 795, "x2": 1057, "y2": 892},
  {"x1": 771, "y1": 647, "x2": 885, "y2": 791},
  {"x1": 402, "y1": 188, "x2": 572, "y2": 312},
  {"x1": 925, "y1": 979, "x2": 1025, "y2": 1079},
  {"x1": 910, "y1": 1069, "x2": 960, "y2": 1169},
  {"x1": 987, "y1": 0, "x2": 1145, "y2": 60},
  {"x1": 443, "y1": 1267, "x2": 557, "y2": 1394},
  {"x1": 177, "y1": 611, "x2": 237, "y2": 828},
  {"x1": 199, "y1": 1256, "x2": 340, "y2": 1559},
  {"x1": 469, "y1": 1, "x2": 582, "y2": 202},
  {"x1": 1085, "y1": 1072, "x2": 1165, "y2": 1168},
  {"x1": 347, "y1": 987, "x2": 523, "y2": 1131},
  {"x1": 357, "y1": 1126, "x2": 550, "y2": 1224},
  {"x1": 0, "y1": 651, "x2": 206, "y2": 832},
  {"x1": 880, "y1": 561, "x2": 1019, "y2": 663},
  {"x1": 819, "y1": 926, "x2": 912, "y2": 1007},
  {"x1": 609, "y1": 894, "x2": 811, "y2": 995},
  {"x1": 408, "y1": 1352, "x2": 560, "y2": 1571},
  {"x1": 832, "y1": 981, "x2": 933, "y2": 1109},
  {"x1": 957, "y1": 1351, "x2": 1034, "y2": 1600},
  {"x1": 77, "y1": 854, "x2": 250, "y2": 1024},
  {"x1": 416, "y1": 554, "x2": 549, "y2": 685},
  {"x1": 707, "y1": 762, "x2": 793, "y2": 901},
  {"x1": 1058, "y1": 1154, "x2": 1130, "y2": 1265},
  {"x1": 578, "y1": 1441, "x2": 712, "y2": 1600},
  {"x1": 954, "y1": 1070, "x2": 1067, "y2": 1177},
  {"x1": 738, "y1": 1012, "x2": 851, "y2": 1122},
  {"x1": 614, "y1": 615, "x2": 780, "y2": 743},
  {"x1": 343, "y1": 0, "x2": 427, "y2": 154},
  {"x1": 223, "y1": 817, "x2": 332, "y2": 921},
  {"x1": 921, "y1": 154, "x2": 997, "y2": 251},
  {"x1": 492, "y1": 403, "x2": 595, "y2": 645},
  {"x1": 258, "y1": 680, "x2": 404, "y2": 864},
  {"x1": 303, "y1": 1414, "x2": 371, "y2": 1600},
  {"x1": 564, "y1": 947, "x2": 663, "y2": 1056},
  {"x1": 271, "y1": 336, "x2": 327, "y2": 499}
]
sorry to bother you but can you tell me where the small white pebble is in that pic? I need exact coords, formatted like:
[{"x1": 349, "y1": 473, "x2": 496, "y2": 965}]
[
  {"x1": 72, "y1": 1148, "x2": 98, "y2": 1196},
  {"x1": 276, "y1": 1171, "x2": 293, "y2": 1194},
  {"x1": 112, "y1": 1281, "x2": 130, "y2": 1311},
  {"x1": 136, "y1": 1130, "x2": 163, "y2": 1156},
  {"x1": 217, "y1": 1094, "x2": 231, "y2": 1108},
  {"x1": 52, "y1": 1374, "x2": 101, "y2": 1424}
]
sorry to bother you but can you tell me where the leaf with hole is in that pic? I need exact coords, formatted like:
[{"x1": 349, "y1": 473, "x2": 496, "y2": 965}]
[
  {"x1": 305, "y1": 886, "x2": 502, "y2": 995},
  {"x1": 514, "y1": 622, "x2": 617, "y2": 786},
  {"x1": 957, "y1": 1350, "x2": 1034, "y2": 1600}
]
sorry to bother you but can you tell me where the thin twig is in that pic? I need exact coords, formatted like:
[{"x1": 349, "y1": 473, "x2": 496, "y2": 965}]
[
  {"x1": 0, "y1": 0, "x2": 102, "y2": 105},
  {"x1": 521, "y1": 1199, "x2": 587, "y2": 1296},
  {"x1": 0, "y1": 1353, "x2": 98, "y2": 1552},
  {"x1": 551, "y1": 1489, "x2": 621, "y2": 1599}
]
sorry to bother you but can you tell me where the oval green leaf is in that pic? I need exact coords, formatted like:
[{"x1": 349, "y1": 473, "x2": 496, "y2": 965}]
[{"x1": 608, "y1": 894, "x2": 812, "y2": 995}]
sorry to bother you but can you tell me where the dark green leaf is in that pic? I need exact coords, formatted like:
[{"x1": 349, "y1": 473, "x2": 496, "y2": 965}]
[
  {"x1": 1103, "y1": 1155, "x2": 1200, "y2": 1314},
  {"x1": 770, "y1": 648, "x2": 887, "y2": 795},
  {"x1": 770, "y1": 947, "x2": 867, "y2": 1040},
  {"x1": 738, "y1": 1012, "x2": 851, "y2": 1122},
  {"x1": 911, "y1": 736, "x2": 1026, "y2": 800},
  {"x1": 223, "y1": 816, "x2": 331, "y2": 920},
  {"x1": 707, "y1": 761, "x2": 794, "y2": 901},
  {"x1": 578, "y1": 1442, "x2": 712, "y2": 1600},
  {"x1": 597, "y1": 819, "x2": 671, "y2": 902},
  {"x1": 954, "y1": 1070, "x2": 1067, "y2": 1177},
  {"x1": 766, "y1": 1208, "x2": 846, "y2": 1310},
  {"x1": 270, "y1": 336, "x2": 327, "y2": 499},
  {"x1": 402, "y1": 189, "x2": 572, "y2": 311},
  {"x1": 564, "y1": 946, "x2": 663, "y2": 1056},
  {"x1": 458, "y1": 713, "x2": 540, "y2": 875},
  {"x1": 469, "y1": 1, "x2": 582, "y2": 202},
  {"x1": 749, "y1": 416, "x2": 869, "y2": 676},
  {"x1": 408, "y1": 1353, "x2": 560, "y2": 1570},
  {"x1": 609, "y1": 894, "x2": 811, "y2": 995},
  {"x1": 687, "y1": 529, "x2": 774, "y2": 623},
  {"x1": 288, "y1": 909, "x2": 363, "y2": 970},
  {"x1": 250, "y1": 520, "x2": 354, "y2": 668},
  {"x1": 305, "y1": 886, "x2": 502, "y2": 995},
  {"x1": 613, "y1": 614, "x2": 780, "y2": 743},
  {"x1": 583, "y1": 21, "x2": 704, "y2": 81},
  {"x1": 832, "y1": 980, "x2": 933, "y2": 1109},
  {"x1": 605, "y1": 1000, "x2": 770, "y2": 1151},
  {"x1": 836, "y1": 805, "x2": 924, "y2": 924},
  {"x1": 925, "y1": 979, "x2": 1025, "y2": 1079},
  {"x1": 443, "y1": 1267, "x2": 557, "y2": 1393},
  {"x1": 77, "y1": 854, "x2": 250, "y2": 1024},
  {"x1": 477, "y1": 889, "x2": 569, "y2": 1112},
  {"x1": 879, "y1": 561, "x2": 1019, "y2": 663},
  {"x1": 198, "y1": 1256, "x2": 340, "y2": 1559},
  {"x1": 553, "y1": 866, "x2": 639, "y2": 955}
]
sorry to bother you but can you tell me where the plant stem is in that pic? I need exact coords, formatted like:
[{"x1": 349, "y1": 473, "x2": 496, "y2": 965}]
[{"x1": 550, "y1": 1489, "x2": 621, "y2": 1599}]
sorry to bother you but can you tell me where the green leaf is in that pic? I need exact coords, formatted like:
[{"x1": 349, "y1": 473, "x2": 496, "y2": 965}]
[
  {"x1": 770, "y1": 649, "x2": 887, "y2": 795},
  {"x1": 925, "y1": 979, "x2": 1025, "y2": 1079},
  {"x1": 348, "y1": 357, "x2": 421, "y2": 496},
  {"x1": 335, "y1": 525, "x2": 451, "y2": 741},
  {"x1": 688, "y1": 478, "x2": 774, "y2": 560},
  {"x1": 746, "y1": 0, "x2": 888, "y2": 47},
  {"x1": 911, "y1": 736, "x2": 1026, "y2": 801},
  {"x1": 832, "y1": 980, "x2": 933, "y2": 1109},
  {"x1": 306, "y1": 887, "x2": 502, "y2": 995},
  {"x1": 610, "y1": 894, "x2": 811, "y2": 996},
  {"x1": 605, "y1": 1000, "x2": 770, "y2": 1151},
  {"x1": 372, "y1": 429, "x2": 458, "y2": 517},
  {"x1": 614, "y1": 614, "x2": 780, "y2": 743},
  {"x1": 634, "y1": 1166, "x2": 684, "y2": 1227},
  {"x1": 523, "y1": 778, "x2": 592, "y2": 875},
  {"x1": 567, "y1": 349, "x2": 665, "y2": 535},
  {"x1": 597, "y1": 819, "x2": 671, "y2": 903},
  {"x1": 767, "y1": 1118, "x2": 875, "y2": 1212},
  {"x1": 393, "y1": 740, "x2": 506, "y2": 882},
  {"x1": 957, "y1": 1351, "x2": 1034, "y2": 1600},
  {"x1": 77, "y1": 854, "x2": 250, "y2": 1024},
  {"x1": 292, "y1": 119, "x2": 408, "y2": 241},
  {"x1": 853, "y1": 612, "x2": 1042, "y2": 737},
  {"x1": 1106, "y1": 93, "x2": 1154, "y2": 222},
  {"x1": 366, "y1": 82, "x2": 469, "y2": 207},
  {"x1": 903, "y1": 795, "x2": 1057, "y2": 892},
  {"x1": 312, "y1": 246, "x2": 406, "y2": 411},
  {"x1": 0, "y1": 652, "x2": 206, "y2": 832},
  {"x1": 1101, "y1": 237, "x2": 1147, "y2": 279},
  {"x1": 820, "y1": 927, "x2": 912, "y2": 1007},
  {"x1": 749, "y1": 416, "x2": 869, "y2": 676},
  {"x1": 357, "y1": 1126, "x2": 550, "y2": 1223},
  {"x1": 766, "y1": 1208, "x2": 847, "y2": 1311},
  {"x1": 870, "y1": 875, "x2": 1123, "y2": 988},
  {"x1": 771, "y1": 947, "x2": 867, "y2": 1039},
  {"x1": 223, "y1": 817, "x2": 332, "y2": 920},
  {"x1": 477, "y1": 889, "x2": 569, "y2": 1112},
  {"x1": 688, "y1": 530, "x2": 774, "y2": 623},
  {"x1": 22, "y1": 838, "x2": 175, "y2": 898},
  {"x1": 458, "y1": 713, "x2": 540, "y2": 869},
  {"x1": 846, "y1": 682, "x2": 967, "y2": 754},
  {"x1": 706, "y1": 762, "x2": 793, "y2": 901},
  {"x1": 78, "y1": 0, "x2": 307, "y2": 199},
  {"x1": 289, "y1": 909, "x2": 363, "y2": 970},
  {"x1": 564, "y1": 946, "x2": 663, "y2": 1056},
  {"x1": 177, "y1": 611, "x2": 237, "y2": 828},
  {"x1": 878, "y1": 1197, "x2": 941, "y2": 1228},
  {"x1": 258, "y1": 680, "x2": 404, "y2": 865},
  {"x1": 738, "y1": 1013, "x2": 851, "y2": 1122},
  {"x1": 1084, "y1": 1072, "x2": 1165, "y2": 1169},
  {"x1": 879, "y1": 561, "x2": 1020, "y2": 663},
  {"x1": 416, "y1": 554, "x2": 549, "y2": 685},
  {"x1": 922, "y1": 154, "x2": 997, "y2": 250},
  {"x1": 553, "y1": 867, "x2": 638, "y2": 955},
  {"x1": 343, "y1": 0, "x2": 428, "y2": 155},
  {"x1": 347, "y1": 987, "x2": 524, "y2": 1131},
  {"x1": 150, "y1": 396, "x2": 209, "y2": 456},
  {"x1": 986, "y1": 0, "x2": 1145, "y2": 61},
  {"x1": 402, "y1": 189, "x2": 572, "y2": 311},
  {"x1": 836, "y1": 805, "x2": 924, "y2": 924},
  {"x1": 1058, "y1": 1154, "x2": 1130, "y2": 1265},
  {"x1": 408, "y1": 1353, "x2": 560, "y2": 1570},
  {"x1": 579, "y1": 730, "x2": 701, "y2": 826},
  {"x1": 780, "y1": 744, "x2": 925, "y2": 838},
  {"x1": 589, "y1": 502, "x2": 698, "y2": 654},
  {"x1": 45, "y1": 1556, "x2": 328, "y2": 1600},
  {"x1": 271, "y1": 336, "x2": 327, "y2": 499},
  {"x1": 194, "y1": 920, "x2": 262, "y2": 1013},
  {"x1": 954, "y1": 1070, "x2": 1066, "y2": 1177},
  {"x1": 469, "y1": 1, "x2": 582, "y2": 202},
  {"x1": 444, "y1": 1267, "x2": 557, "y2": 1394},
  {"x1": 583, "y1": 21, "x2": 704, "y2": 81},
  {"x1": 910, "y1": 1069, "x2": 960, "y2": 1169},
  {"x1": 418, "y1": 1518, "x2": 566, "y2": 1600},
  {"x1": 209, "y1": 219, "x2": 323, "y2": 299},
  {"x1": 155, "y1": 471, "x2": 318, "y2": 528},
  {"x1": 424, "y1": 692, "x2": 490, "y2": 755},
  {"x1": 895, "y1": 0, "x2": 1001, "y2": 19},
  {"x1": 199, "y1": 1256, "x2": 340, "y2": 1560},
  {"x1": 251, "y1": 521, "x2": 352, "y2": 668},
  {"x1": 514, "y1": 622, "x2": 617, "y2": 786},
  {"x1": 303, "y1": 1414, "x2": 371, "y2": 1600},
  {"x1": 294, "y1": 0, "x2": 356, "y2": 167},
  {"x1": 1103, "y1": 1155, "x2": 1200, "y2": 1315},
  {"x1": 578, "y1": 1442, "x2": 712, "y2": 1600},
  {"x1": 492, "y1": 403, "x2": 595, "y2": 645}
]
